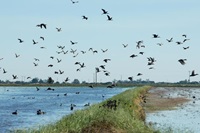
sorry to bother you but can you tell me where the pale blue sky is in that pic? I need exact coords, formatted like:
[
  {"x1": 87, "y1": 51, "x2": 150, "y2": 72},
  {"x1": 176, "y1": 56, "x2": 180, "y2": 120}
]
[{"x1": 0, "y1": 0, "x2": 200, "y2": 83}]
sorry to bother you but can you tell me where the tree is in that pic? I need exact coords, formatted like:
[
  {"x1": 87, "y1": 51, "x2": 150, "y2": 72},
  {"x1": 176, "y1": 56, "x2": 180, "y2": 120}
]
[
  {"x1": 31, "y1": 78, "x2": 39, "y2": 83},
  {"x1": 47, "y1": 77, "x2": 54, "y2": 84},
  {"x1": 72, "y1": 79, "x2": 80, "y2": 84}
]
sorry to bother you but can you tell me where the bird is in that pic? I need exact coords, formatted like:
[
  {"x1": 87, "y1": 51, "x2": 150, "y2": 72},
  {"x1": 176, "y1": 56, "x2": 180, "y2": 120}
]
[
  {"x1": 93, "y1": 50, "x2": 98, "y2": 54},
  {"x1": 56, "y1": 27, "x2": 62, "y2": 32},
  {"x1": 152, "y1": 34, "x2": 160, "y2": 38},
  {"x1": 122, "y1": 44, "x2": 128, "y2": 48},
  {"x1": 82, "y1": 15, "x2": 88, "y2": 20},
  {"x1": 79, "y1": 63, "x2": 86, "y2": 68},
  {"x1": 101, "y1": 9, "x2": 108, "y2": 15},
  {"x1": 12, "y1": 75, "x2": 18, "y2": 79},
  {"x1": 33, "y1": 39, "x2": 38, "y2": 45},
  {"x1": 36, "y1": 87, "x2": 40, "y2": 91},
  {"x1": 178, "y1": 59, "x2": 187, "y2": 65},
  {"x1": 176, "y1": 41, "x2": 183, "y2": 45},
  {"x1": 100, "y1": 65, "x2": 105, "y2": 69},
  {"x1": 130, "y1": 54, "x2": 137, "y2": 58},
  {"x1": 96, "y1": 67, "x2": 100, "y2": 73},
  {"x1": 183, "y1": 38, "x2": 190, "y2": 43},
  {"x1": 104, "y1": 72, "x2": 110, "y2": 76},
  {"x1": 107, "y1": 15, "x2": 112, "y2": 21},
  {"x1": 183, "y1": 46, "x2": 189, "y2": 50},
  {"x1": 70, "y1": 104, "x2": 74, "y2": 111},
  {"x1": 137, "y1": 73, "x2": 142, "y2": 76},
  {"x1": 89, "y1": 85, "x2": 93, "y2": 88},
  {"x1": 36, "y1": 23, "x2": 47, "y2": 29},
  {"x1": 70, "y1": 49, "x2": 77, "y2": 54},
  {"x1": 136, "y1": 40, "x2": 143, "y2": 49},
  {"x1": 84, "y1": 103, "x2": 90, "y2": 107},
  {"x1": 103, "y1": 59, "x2": 111, "y2": 63},
  {"x1": 59, "y1": 70, "x2": 64, "y2": 74},
  {"x1": 33, "y1": 62, "x2": 38, "y2": 66},
  {"x1": 157, "y1": 43, "x2": 163, "y2": 46},
  {"x1": 12, "y1": 110, "x2": 18, "y2": 115},
  {"x1": 34, "y1": 58, "x2": 40, "y2": 61},
  {"x1": 57, "y1": 58, "x2": 62, "y2": 63},
  {"x1": 18, "y1": 38, "x2": 24, "y2": 43},
  {"x1": 70, "y1": 41, "x2": 78, "y2": 45},
  {"x1": 37, "y1": 109, "x2": 46, "y2": 115},
  {"x1": 71, "y1": 0, "x2": 78, "y2": 4},
  {"x1": 75, "y1": 62, "x2": 81, "y2": 65},
  {"x1": 182, "y1": 34, "x2": 187, "y2": 38},
  {"x1": 101, "y1": 49, "x2": 108, "y2": 53},
  {"x1": 15, "y1": 53, "x2": 20, "y2": 58},
  {"x1": 40, "y1": 36, "x2": 44, "y2": 40},
  {"x1": 128, "y1": 77, "x2": 133, "y2": 81},
  {"x1": 190, "y1": 70, "x2": 198, "y2": 77},
  {"x1": 139, "y1": 52, "x2": 144, "y2": 55},
  {"x1": 166, "y1": 37, "x2": 173, "y2": 42},
  {"x1": 48, "y1": 64, "x2": 53, "y2": 67},
  {"x1": 81, "y1": 51, "x2": 86, "y2": 54},
  {"x1": 3, "y1": 69, "x2": 7, "y2": 74},
  {"x1": 65, "y1": 77, "x2": 70, "y2": 82}
]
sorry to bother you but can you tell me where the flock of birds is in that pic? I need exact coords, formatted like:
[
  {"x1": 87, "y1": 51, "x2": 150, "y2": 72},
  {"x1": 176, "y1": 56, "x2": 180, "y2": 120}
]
[{"x1": 0, "y1": 2, "x2": 198, "y2": 83}]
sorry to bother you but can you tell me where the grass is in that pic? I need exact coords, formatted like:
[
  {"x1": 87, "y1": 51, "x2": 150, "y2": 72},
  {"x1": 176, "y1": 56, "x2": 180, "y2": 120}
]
[{"x1": 14, "y1": 86, "x2": 159, "y2": 133}]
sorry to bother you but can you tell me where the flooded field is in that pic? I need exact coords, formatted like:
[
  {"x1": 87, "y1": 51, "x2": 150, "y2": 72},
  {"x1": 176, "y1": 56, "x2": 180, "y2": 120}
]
[
  {"x1": 0, "y1": 86, "x2": 131, "y2": 133},
  {"x1": 145, "y1": 87, "x2": 200, "y2": 133}
]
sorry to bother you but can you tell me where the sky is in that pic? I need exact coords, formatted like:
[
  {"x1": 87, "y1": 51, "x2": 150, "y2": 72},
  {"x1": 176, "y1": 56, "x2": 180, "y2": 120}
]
[{"x1": 0, "y1": 0, "x2": 200, "y2": 83}]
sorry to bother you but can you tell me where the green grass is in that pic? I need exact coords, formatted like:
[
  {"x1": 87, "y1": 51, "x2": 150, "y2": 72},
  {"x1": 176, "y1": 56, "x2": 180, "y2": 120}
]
[{"x1": 14, "y1": 86, "x2": 159, "y2": 133}]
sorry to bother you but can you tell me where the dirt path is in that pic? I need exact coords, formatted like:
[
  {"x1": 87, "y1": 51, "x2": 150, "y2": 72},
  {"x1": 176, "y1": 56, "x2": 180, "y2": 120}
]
[{"x1": 144, "y1": 87, "x2": 190, "y2": 113}]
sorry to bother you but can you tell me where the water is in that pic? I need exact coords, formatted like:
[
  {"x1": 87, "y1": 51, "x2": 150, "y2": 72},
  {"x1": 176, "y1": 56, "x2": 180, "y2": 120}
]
[
  {"x1": 0, "y1": 86, "x2": 131, "y2": 133},
  {"x1": 146, "y1": 87, "x2": 200, "y2": 133}
]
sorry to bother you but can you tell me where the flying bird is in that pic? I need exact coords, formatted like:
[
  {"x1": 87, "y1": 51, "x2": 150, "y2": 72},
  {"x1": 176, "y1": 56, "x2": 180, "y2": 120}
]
[
  {"x1": 103, "y1": 59, "x2": 111, "y2": 63},
  {"x1": 166, "y1": 38, "x2": 173, "y2": 42},
  {"x1": 152, "y1": 34, "x2": 160, "y2": 38},
  {"x1": 190, "y1": 70, "x2": 198, "y2": 77},
  {"x1": 18, "y1": 38, "x2": 24, "y2": 43},
  {"x1": 101, "y1": 9, "x2": 108, "y2": 14},
  {"x1": 70, "y1": 40, "x2": 78, "y2": 45},
  {"x1": 122, "y1": 44, "x2": 128, "y2": 48},
  {"x1": 40, "y1": 36, "x2": 44, "y2": 40},
  {"x1": 56, "y1": 28, "x2": 62, "y2": 32},
  {"x1": 82, "y1": 16, "x2": 88, "y2": 20},
  {"x1": 65, "y1": 77, "x2": 70, "y2": 82},
  {"x1": 36, "y1": 23, "x2": 47, "y2": 29},
  {"x1": 101, "y1": 49, "x2": 108, "y2": 53},
  {"x1": 183, "y1": 46, "x2": 189, "y2": 50},
  {"x1": 3, "y1": 69, "x2": 7, "y2": 74},
  {"x1": 33, "y1": 39, "x2": 38, "y2": 45},
  {"x1": 15, "y1": 53, "x2": 20, "y2": 58},
  {"x1": 128, "y1": 77, "x2": 133, "y2": 81},
  {"x1": 137, "y1": 73, "x2": 142, "y2": 76},
  {"x1": 130, "y1": 54, "x2": 137, "y2": 58},
  {"x1": 71, "y1": 0, "x2": 78, "y2": 4},
  {"x1": 107, "y1": 15, "x2": 112, "y2": 21},
  {"x1": 178, "y1": 59, "x2": 187, "y2": 65},
  {"x1": 12, "y1": 75, "x2": 18, "y2": 79},
  {"x1": 100, "y1": 65, "x2": 105, "y2": 69}
]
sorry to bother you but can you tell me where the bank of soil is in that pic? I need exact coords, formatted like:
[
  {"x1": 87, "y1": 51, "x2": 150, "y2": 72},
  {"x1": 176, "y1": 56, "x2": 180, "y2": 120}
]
[{"x1": 144, "y1": 87, "x2": 190, "y2": 113}]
